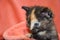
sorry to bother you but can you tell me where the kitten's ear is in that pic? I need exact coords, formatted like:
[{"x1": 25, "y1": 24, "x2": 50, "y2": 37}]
[{"x1": 22, "y1": 6, "x2": 30, "y2": 12}]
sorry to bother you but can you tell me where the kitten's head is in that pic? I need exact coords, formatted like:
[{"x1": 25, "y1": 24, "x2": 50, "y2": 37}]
[{"x1": 22, "y1": 6, "x2": 53, "y2": 33}]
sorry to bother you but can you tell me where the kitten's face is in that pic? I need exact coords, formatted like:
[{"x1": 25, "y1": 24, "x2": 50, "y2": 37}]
[{"x1": 22, "y1": 6, "x2": 53, "y2": 32}]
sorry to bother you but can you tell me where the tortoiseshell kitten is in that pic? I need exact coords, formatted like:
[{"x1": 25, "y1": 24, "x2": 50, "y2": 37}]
[{"x1": 22, "y1": 6, "x2": 58, "y2": 40}]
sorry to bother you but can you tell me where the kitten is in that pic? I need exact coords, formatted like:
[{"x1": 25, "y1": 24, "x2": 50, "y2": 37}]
[{"x1": 22, "y1": 6, "x2": 58, "y2": 40}]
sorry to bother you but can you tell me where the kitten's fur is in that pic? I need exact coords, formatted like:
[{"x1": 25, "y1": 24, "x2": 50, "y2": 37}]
[{"x1": 22, "y1": 6, "x2": 58, "y2": 40}]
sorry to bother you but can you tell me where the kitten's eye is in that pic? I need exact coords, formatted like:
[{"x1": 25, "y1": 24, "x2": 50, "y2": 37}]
[{"x1": 42, "y1": 12, "x2": 50, "y2": 17}]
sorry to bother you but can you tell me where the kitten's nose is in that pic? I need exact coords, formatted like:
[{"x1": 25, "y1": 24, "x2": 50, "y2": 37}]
[{"x1": 34, "y1": 23, "x2": 39, "y2": 26}]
